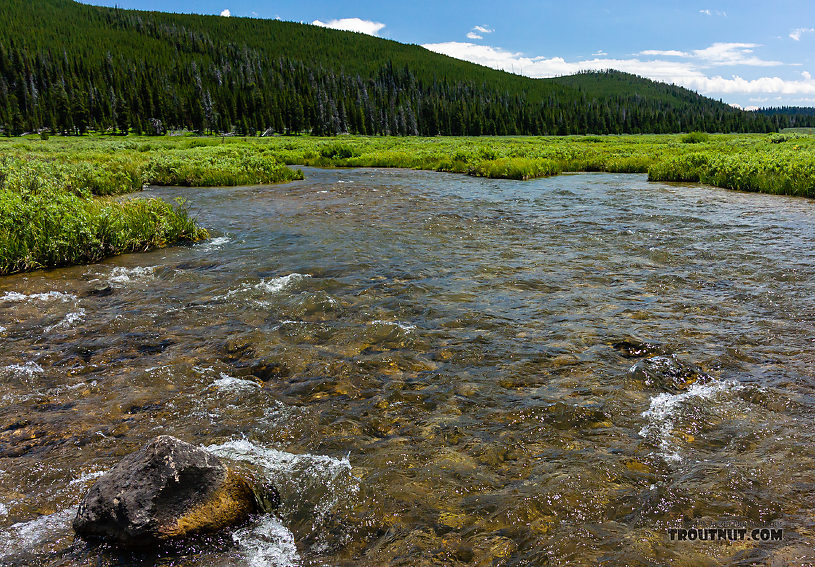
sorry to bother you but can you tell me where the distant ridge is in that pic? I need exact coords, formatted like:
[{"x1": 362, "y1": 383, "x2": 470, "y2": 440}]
[
  {"x1": 0, "y1": 0, "x2": 812, "y2": 135},
  {"x1": 756, "y1": 107, "x2": 815, "y2": 117}
]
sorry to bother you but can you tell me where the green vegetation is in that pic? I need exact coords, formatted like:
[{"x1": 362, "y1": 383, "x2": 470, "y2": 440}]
[
  {"x1": 2, "y1": 0, "x2": 814, "y2": 138},
  {"x1": 681, "y1": 131, "x2": 709, "y2": 144},
  {"x1": 144, "y1": 145, "x2": 303, "y2": 186},
  {"x1": 2, "y1": 132, "x2": 814, "y2": 274},
  {"x1": 0, "y1": 157, "x2": 204, "y2": 275},
  {"x1": 0, "y1": 138, "x2": 304, "y2": 274},
  {"x1": 250, "y1": 133, "x2": 815, "y2": 196}
]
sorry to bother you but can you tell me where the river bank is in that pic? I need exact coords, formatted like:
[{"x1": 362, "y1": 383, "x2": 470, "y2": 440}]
[{"x1": 1, "y1": 132, "x2": 813, "y2": 273}]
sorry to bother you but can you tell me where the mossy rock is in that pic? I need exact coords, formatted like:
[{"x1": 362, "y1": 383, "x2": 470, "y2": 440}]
[{"x1": 73, "y1": 435, "x2": 276, "y2": 547}]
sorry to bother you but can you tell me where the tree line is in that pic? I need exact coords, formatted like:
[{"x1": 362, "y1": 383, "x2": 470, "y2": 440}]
[{"x1": 1, "y1": 0, "x2": 813, "y2": 137}]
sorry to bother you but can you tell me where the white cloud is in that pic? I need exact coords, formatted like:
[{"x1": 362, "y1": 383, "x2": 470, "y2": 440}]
[
  {"x1": 790, "y1": 27, "x2": 814, "y2": 41},
  {"x1": 421, "y1": 41, "x2": 815, "y2": 99},
  {"x1": 466, "y1": 25, "x2": 494, "y2": 41},
  {"x1": 423, "y1": 42, "x2": 698, "y2": 80},
  {"x1": 691, "y1": 42, "x2": 781, "y2": 66},
  {"x1": 220, "y1": 9, "x2": 230, "y2": 17},
  {"x1": 640, "y1": 49, "x2": 689, "y2": 57},
  {"x1": 804, "y1": 71, "x2": 813, "y2": 80},
  {"x1": 593, "y1": 50, "x2": 608, "y2": 56},
  {"x1": 731, "y1": 103, "x2": 760, "y2": 111},
  {"x1": 699, "y1": 9, "x2": 726, "y2": 16},
  {"x1": 641, "y1": 43, "x2": 781, "y2": 67},
  {"x1": 312, "y1": 18, "x2": 386, "y2": 36}
]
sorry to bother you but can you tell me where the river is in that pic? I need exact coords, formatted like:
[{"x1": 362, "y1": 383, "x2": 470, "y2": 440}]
[{"x1": 1, "y1": 168, "x2": 813, "y2": 565}]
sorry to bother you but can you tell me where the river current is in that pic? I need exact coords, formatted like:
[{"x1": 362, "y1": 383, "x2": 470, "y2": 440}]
[{"x1": 1, "y1": 168, "x2": 814, "y2": 566}]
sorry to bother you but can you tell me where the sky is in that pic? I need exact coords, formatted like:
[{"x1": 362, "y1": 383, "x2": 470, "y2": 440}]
[{"x1": 80, "y1": 1, "x2": 815, "y2": 108}]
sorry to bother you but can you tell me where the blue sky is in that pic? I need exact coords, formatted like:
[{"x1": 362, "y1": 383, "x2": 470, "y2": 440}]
[{"x1": 80, "y1": 1, "x2": 815, "y2": 108}]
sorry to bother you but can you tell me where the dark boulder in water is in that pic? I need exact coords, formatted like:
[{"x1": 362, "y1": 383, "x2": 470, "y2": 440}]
[
  {"x1": 628, "y1": 354, "x2": 710, "y2": 392},
  {"x1": 73, "y1": 435, "x2": 274, "y2": 547}
]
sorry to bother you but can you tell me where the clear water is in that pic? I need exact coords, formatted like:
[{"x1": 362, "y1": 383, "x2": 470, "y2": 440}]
[{"x1": 1, "y1": 168, "x2": 814, "y2": 565}]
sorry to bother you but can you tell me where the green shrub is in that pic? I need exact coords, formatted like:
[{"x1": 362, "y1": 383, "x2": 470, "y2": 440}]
[
  {"x1": 681, "y1": 131, "x2": 709, "y2": 144},
  {"x1": 319, "y1": 143, "x2": 360, "y2": 159}
]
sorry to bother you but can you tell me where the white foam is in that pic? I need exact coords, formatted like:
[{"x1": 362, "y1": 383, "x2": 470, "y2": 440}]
[
  {"x1": 207, "y1": 439, "x2": 352, "y2": 482},
  {"x1": 201, "y1": 236, "x2": 232, "y2": 251},
  {"x1": 639, "y1": 380, "x2": 744, "y2": 463},
  {"x1": 0, "y1": 507, "x2": 76, "y2": 556},
  {"x1": 68, "y1": 470, "x2": 107, "y2": 486},
  {"x1": 44, "y1": 309, "x2": 85, "y2": 333},
  {"x1": 108, "y1": 266, "x2": 156, "y2": 285},
  {"x1": 207, "y1": 439, "x2": 358, "y2": 526},
  {"x1": 213, "y1": 373, "x2": 261, "y2": 392},
  {"x1": 257, "y1": 274, "x2": 309, "y2": 295},
  {"x1": 232, "y1": 515, "x2": 301, "y2": 567},
  {"x1": 0, "y1": 503, "x2": 7, "y2": 517},
  {"x1": 370, "y1": 320, "x2": 416, "y2": 331},
  {"x1": 2, "y1": 361, "x2": 44, "y2": 378},
  {"x1": 0, "y1": 291, "x2": 75, "y2": 303},
  {"x1": 220, "y1": 273, "x2": 310, "y2": 301}
]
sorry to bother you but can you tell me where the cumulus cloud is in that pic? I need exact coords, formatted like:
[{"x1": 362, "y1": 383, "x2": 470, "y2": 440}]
[
  {"x1": 692, "y1": 42, "x2": 781, "y2": 66},
  {"x1": 730, "y1": 103, "x2": 760, "y2": 111},
  {"x1": 312, "y1": 18, "x2": 386, "y2": 36},
  {"x1": 220, "y1": 9, "x2": 230, "y2": 17},
  {"x1": 640, "y1": 49, "x2": 689, "y2": 57},
  {"x1": 421, "y1": 41, "x2": 815, "y2": 99},
  {"x1": 640, "y1": 43, "x2": 781, "y2": 67},
  {"x1": 466, "y1": 25, "x2": 494, "y2": 40},
  {"x1": 790, "y1": 27, "x2": 814, "y2": 41}
]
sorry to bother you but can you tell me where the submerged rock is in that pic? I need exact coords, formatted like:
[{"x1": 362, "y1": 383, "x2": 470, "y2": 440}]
[
  {"x1": 628, "y1": 354, "x2": 710, "y2": 392},
  {"x1": 73, "y1": 435, "x2": 274, "y2": 547},
  {"x1": 85, "y1": 285, "x2": 114, "y2": 298},
  {"x1": 612, "y1": 338, "x2": 662, "y2": 358}
]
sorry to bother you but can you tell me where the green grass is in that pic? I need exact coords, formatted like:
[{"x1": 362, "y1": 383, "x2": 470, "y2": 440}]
[
  {"x1": 253, "y1": 133, "x2": 815, "y2": 197},
  {"x1": 3, "y1": 132, "x2": 815, "y2": 275},
  {"x1": 681, "y1": 131, "x2": 709, "y2": 144},
  {"x1": 0, "y1": 141, "x2": 303, "y2": 275},
  {"x1": 0, "y1": 156, "x2": 209, "y2": 274}
]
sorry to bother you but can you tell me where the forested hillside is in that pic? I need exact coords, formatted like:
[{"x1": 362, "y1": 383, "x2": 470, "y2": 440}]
[
  {"x1": 757, "y1": 107, "x2": 815, "y2": 118},
  {"x1": 1, "y1": 0, "x2": 812, "y2": 136}
]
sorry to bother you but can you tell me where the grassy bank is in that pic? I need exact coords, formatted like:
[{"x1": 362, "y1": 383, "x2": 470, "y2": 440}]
[
  {"x1": 1, "y1": 132, "x2": 813, "y2": 274},
  {"x1": 0, "y1": 140, "x2": 304, "y2": 275},
  {"x1": 263, "y1": 133, "x2": 815, "y2": 196}
]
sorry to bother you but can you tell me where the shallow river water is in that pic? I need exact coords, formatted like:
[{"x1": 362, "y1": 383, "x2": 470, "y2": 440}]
[{"x1": 1, "y1": 168, "x2": 814, "y2": 566}]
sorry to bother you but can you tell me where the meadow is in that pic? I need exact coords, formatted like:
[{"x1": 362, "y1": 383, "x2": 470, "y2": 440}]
[{"x1": 1, "y1": 132, "x2": 813, "y2": 274}]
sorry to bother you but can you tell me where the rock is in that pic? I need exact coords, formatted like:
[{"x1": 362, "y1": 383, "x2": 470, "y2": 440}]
[
  {"x1": 628, "y1": 354, "x2": 710, "y2": 392},
  {"x1": 85, "y1": 285, "x2": 114, "y2": 298},
  {"x1": 612, "y1": 338, "x2": 662, "y2": 358},
  {"x1": 73, "y1": 436, "x2": 271, "y2": 547}
]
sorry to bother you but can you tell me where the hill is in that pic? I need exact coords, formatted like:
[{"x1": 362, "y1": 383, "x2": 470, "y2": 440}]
[{"x1": 0, "y1": 0, "x2": 809, "y2": 136}]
